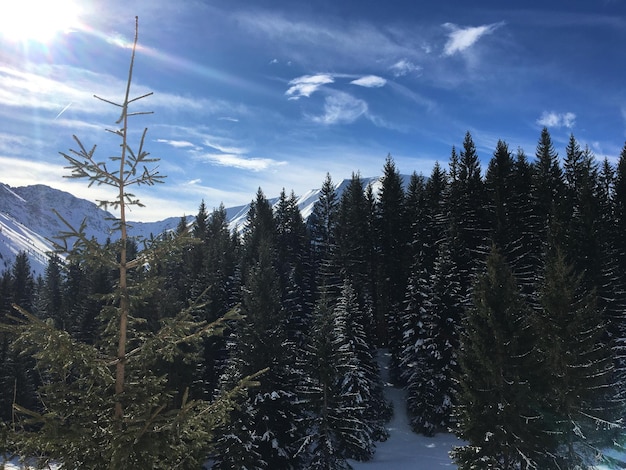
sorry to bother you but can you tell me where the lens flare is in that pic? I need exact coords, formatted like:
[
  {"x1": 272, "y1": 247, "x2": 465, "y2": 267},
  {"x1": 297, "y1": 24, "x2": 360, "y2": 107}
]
[{"x1": 0, "y1": 0, "x2": 82, "y2": 43}]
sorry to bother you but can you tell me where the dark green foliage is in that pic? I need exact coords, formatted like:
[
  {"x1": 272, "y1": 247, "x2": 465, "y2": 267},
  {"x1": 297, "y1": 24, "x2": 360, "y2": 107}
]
[
  {"x1": 334, "y1": 173, "x2": 374, "y2": 307},
  {"x1": 214, "y1": 241, "x2": 302, "y2": 470},
  {"x1": 3, "y1": 19, "x2": 261, "y2": 469},
  {"x1": 275, "y1": 189, "x2": 314, "y2": 348},
  {"x1": 444, "y1": 133, "x2": 489, "y2": 298},
  {"x1": 534, "y1": 249, "x2": 621, "y2": 467},
  {"x1": 485, "y1": 140, "x2": 515, "y2": 251},
  {"x1": 404, "y1": 239, "x2": 462, "y2": 436},
  {"x1": 452, "y1": 247, "x2": 546, "y2": 469},
  {"x1": 301, "y1": 281, "x2": 389, "y2": 467},
  {"x1": 532, "y1": 127, "x2": 566, "y2": 256},
  {"x1": 375, "y1": 156, "x2": 409, "y2": 380},
  {"x1": 308, "y1": 173, "x2": 339, "y2": 295},
  {"x1": 612, "y1": 144, "x2": 626, "y2": 282},
  {"x1": 507, "y1": 149, "x2": 541, "y2": 297}
]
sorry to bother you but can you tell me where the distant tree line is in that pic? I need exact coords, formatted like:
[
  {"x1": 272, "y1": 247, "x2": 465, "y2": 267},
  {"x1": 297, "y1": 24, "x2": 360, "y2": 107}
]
[{"x1": 2, "y1": 128, "x2": 626, "y2": 468}]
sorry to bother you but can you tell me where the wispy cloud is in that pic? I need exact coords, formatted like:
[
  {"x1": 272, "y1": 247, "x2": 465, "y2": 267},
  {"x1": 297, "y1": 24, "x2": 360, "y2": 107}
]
[
  {"x1": 156, "y1": 139, "x2": 196, "y2": 148},
  {"x1": 0, "y1": 63, "x2": 238, "y2": 120},
  {"x1": 350, "y1": 75, "x2": 387, "y2": 88},
  {"x1": 536, "y1": 111, "x2": 576, "y2": 128},
  {"x1": 389, "y1": 59, "x2": 422, "y2": 77},
  {"x1": 312, "y1": 91, "x2": 368, "y2": 125},
  {"x1": 286, "y1": 74, "x2": 334, "y2": 100},
  {"x1": 195, "y1": 153, "x2": 286, "y2": 171},
  {"x1": 203, "y1": 138, "x2": 248, "y2": 155},
  {"x1": 442, "y1": 22, "x2": 505, "y2": 56},
  {"x1": 184, "y1": 133, "x2": 287, "y2": 172},
  {"x1": 235, "y1": 11, "x2": 429, "y2": 69}
]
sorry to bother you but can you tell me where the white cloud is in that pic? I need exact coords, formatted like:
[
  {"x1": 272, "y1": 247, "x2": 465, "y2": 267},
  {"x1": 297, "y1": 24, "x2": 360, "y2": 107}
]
[
  {"x1": 203, "y1": 138, "x2": 248, "y2": 155},
  {"x1": 312, "y1": 92, "x2": 368, "y2": 125},
  {"x1": 156, "y1": 139, "x2": 196, "y2": 148},
  {"x1": 196, "y1": 153, "x2": 286, "y2": 171},
  {"x1": 286, "y1": 74, "x2": 334, "y2": 99},
  {"x1": 442, "y1": 22, "x2": 504, "y2": 56},
  {"x1": 350, "y1": 75, "x2": 387, "y2": 88},
  {"x1": 536, "y1": 111, "x2": 577, "y2": 128},
  {"x1": 389, "y1": 59, "x2": 422, "y2": 77}
]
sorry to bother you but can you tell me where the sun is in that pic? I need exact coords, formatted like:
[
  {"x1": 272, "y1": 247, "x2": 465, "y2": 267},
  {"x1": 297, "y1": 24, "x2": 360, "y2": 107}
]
[{"x1": 0, "y1": 0, "x2": 82, "y2": 43}]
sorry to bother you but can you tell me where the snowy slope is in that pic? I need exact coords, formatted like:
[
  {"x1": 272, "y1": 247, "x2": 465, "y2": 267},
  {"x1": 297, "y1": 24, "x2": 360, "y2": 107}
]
[
  {"x1": 0, "y1": 183, "x2": 191, "y2": 276},
  {"x1": 350, "y1": 350, "x2": 461, "y2": 469}
]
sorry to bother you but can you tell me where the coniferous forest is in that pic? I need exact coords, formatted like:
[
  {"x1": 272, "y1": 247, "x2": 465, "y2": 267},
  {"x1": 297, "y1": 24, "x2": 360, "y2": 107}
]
[{"x1": 2, "y1": 20, "x2": 626, "y2": 470}]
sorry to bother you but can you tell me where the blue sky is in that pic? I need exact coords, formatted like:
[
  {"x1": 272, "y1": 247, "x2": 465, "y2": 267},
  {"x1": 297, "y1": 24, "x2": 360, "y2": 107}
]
[{"x1": 1, "y1": 0, "x2": 625, "y2": 221}]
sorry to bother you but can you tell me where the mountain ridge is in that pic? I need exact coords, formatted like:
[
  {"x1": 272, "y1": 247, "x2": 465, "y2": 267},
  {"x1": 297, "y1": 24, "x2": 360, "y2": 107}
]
[{"x1": 0, "y1": 174, "x2": 406, "y2": 276}]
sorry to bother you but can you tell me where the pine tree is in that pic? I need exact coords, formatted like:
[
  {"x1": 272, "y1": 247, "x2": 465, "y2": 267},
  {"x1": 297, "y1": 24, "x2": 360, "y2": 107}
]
[
  {"x1": 214, "y1": 241, "x2": 302, "y2": 469},
  {"x1": 405, "y1": 238, "x2": 462, "y2": 436},
  {"x1": 612, "y1": 143, "x2": 626, "y2": 274},
  {"x1": 375, "y1": 156, "x2": 408, "y2": 381},
  {"x1": 333, "y1": 173, "x2": 377, "y2": 346},
  {"x1": 41, "y1": 255, "x2": 65, "y2": 329},
  {"x1": 507, "y1": 148, "x2": 540, "y2": 298},
  {"x1": 535, "y1": 248, "x2": 622, "y2": 467},
  {"x1": 452, "y1": 247, "x2": 548, "y2": 469},
  {"x1": 300, "y1": 280, "x2": 389, "y2": 467},
  {"x1": 485, "y1": 140, "x2": 514, "y2": 251},
  {"x1": 308, "y1": 173, "x2": 339, "y2": 294},
  {"x1": 532, "y1": 127, "x2": 566, "y2": 258},
  {"x1": 444, "y1": 132, "x2": 489, "y2": 299},
  {"x1": 300, "y1": 294, "x2": 353, "y2": 470},
  {"x1": 4, "y1": 19, "x2": 260, "y2": 469}
]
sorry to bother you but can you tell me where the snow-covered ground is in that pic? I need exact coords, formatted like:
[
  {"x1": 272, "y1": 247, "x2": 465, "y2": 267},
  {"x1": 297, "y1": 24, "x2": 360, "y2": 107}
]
[{"x1": 349, "y1": 350, "x2": 460, "y2": 469}]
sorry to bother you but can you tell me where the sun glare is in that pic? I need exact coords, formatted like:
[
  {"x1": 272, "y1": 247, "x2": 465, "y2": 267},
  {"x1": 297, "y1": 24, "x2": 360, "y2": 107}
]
[{"x1": 0, "y1": 0, "x2": 81, "y2": 43}]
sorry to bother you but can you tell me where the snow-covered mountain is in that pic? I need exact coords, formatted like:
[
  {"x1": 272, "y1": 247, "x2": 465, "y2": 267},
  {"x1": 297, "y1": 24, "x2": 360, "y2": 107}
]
[
  {"x1": 0, "y1": 175, "x2": 398, "y2": 276},
  {"x1": 0, "y1": 183, "x2": 190, "y2": 276}
]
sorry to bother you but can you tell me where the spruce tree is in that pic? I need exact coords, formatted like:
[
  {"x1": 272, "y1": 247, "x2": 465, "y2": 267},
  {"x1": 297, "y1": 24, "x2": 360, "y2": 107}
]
[
  {"x1": 300, "y1": 294, "x2": 353, "y2": 470},
  {"x1": 41, "y1": 255, "x2": 65, "y2": 329},
  {"x1": 535, "y1": 248, "x2": 622, "y2": 467},
  {"x1": 275, "y1": 189, "x2": 313, "y2": 348},
  {"x1": 214, "y1": 241, "x2": 302, "y2": 470},
  {"x1": 300, "y1": 280, "x2": 389, "y2": 467},
  {"x1": 562, "y1": 136, "x2": 602, "y2": 286},
  {"x1": 508, "y1": 148, "x2": 540, "y2": 298},
  {"x1": 3, "y1": 18, "x2": 260, "y2": 469},
  {"x1": 308, "y1": 173, "x2": 339, "y2": 293},
  {"x1": 375, "y1": 156, "x2": 408, "y2": 381},
  {"x1": 612, "y1": 143, "x2": 626, "y2": 274},
  {"x1": 452, "y1": 247, "x2": 547, "y2": 468},
  {"x1": 485, "y1": 140, "x2": 514, "y2": 251},
  {"x1": 532, "y1": 127, "x2": 566, "y2": 259},
  {"x1": 444, "y1": 132, "x2": 488, "y2": 301},
  {"x1": 333, "y1": 173, "x2": 376, "y2": 343},
  {"x1": 405, "y1": 238, "x2": 462, "y2": 436}
]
